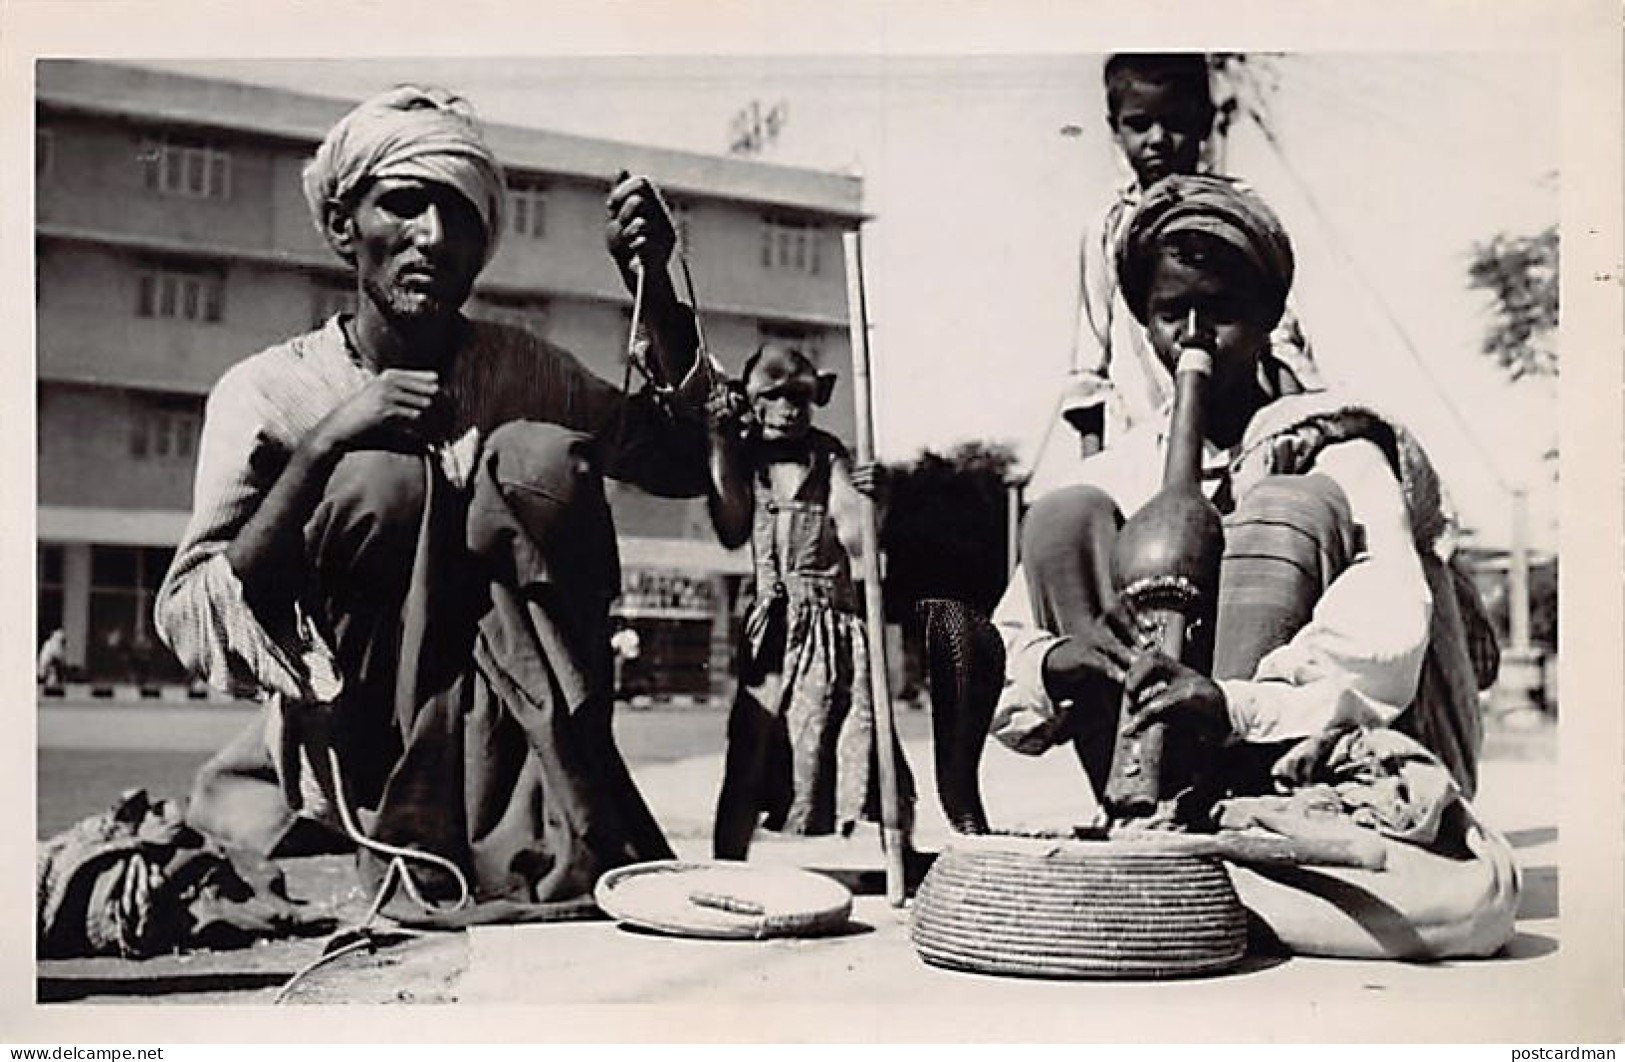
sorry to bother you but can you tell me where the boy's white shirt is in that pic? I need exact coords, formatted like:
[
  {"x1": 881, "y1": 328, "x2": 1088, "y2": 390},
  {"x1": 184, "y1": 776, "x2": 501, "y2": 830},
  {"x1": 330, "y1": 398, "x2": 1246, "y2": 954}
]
[{"x1": 991, "y1": 411, "x2": 1433, "y2": 754}]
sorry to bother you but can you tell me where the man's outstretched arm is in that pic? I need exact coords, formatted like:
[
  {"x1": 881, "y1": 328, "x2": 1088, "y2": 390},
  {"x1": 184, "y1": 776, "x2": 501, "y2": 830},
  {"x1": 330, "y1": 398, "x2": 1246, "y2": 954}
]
[{"x1": 605, "y1": 172, "x2": 699, "y2": 388}]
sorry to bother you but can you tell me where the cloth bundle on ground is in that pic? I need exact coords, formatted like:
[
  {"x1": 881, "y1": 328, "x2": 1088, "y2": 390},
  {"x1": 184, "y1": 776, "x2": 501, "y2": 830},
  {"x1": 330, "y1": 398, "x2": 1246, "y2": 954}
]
[
  {"x1": 1217, "y1": 723, "x2": 1520, "y2": 960},
  {"x1": 1220, "y1": 726, "x2": 1462, "y2": 847},
  {"x1": 36, "y1": 789, "x2": 333, "y2": 959},
  {"x1": 1231, "y1": 725, "x2": 1460, "y2": 847}
]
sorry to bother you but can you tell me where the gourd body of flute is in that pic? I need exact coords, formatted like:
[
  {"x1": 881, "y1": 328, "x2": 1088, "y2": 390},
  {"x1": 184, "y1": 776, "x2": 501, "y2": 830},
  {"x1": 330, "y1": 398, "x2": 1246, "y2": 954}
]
[{"x1": 1102, "y1": 343, "x2": 1225, "y2": 821}]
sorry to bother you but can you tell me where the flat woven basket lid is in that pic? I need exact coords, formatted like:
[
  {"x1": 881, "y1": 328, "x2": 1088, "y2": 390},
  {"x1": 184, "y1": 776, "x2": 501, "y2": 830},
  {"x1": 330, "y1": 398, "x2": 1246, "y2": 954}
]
[
  {"x1": 910, "y1": 833, "x2": 1249, "y2": 980},
  {"x1": 595, "y1": 860, "x2": 854, "y2": 940}
]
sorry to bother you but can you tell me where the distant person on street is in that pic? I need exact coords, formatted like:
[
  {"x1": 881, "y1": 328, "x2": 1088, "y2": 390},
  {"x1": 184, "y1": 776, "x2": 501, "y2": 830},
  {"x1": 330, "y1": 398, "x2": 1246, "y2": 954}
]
[
  {"x1": 609, "y1": 618, "x2": 642, "y2": 706},
  {"x1": 37, "y1": 628, "x2": 67, "y2": 688},
  {"x1": 1060, "y1": 52, "x2": 1322, "y2": 461},
  {"x1": 703, "y1": 342, "x2": 914, "y2": 860},
  {"x1": 155, "y1": 85, "x2": 711, "y2": 919}
]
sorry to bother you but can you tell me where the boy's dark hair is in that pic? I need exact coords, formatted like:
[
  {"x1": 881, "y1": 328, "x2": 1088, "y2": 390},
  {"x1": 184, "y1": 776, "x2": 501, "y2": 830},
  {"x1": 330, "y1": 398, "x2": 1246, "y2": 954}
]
[{"x1": 1103, "y1": 53, "x2": 1216, "y2": 128}]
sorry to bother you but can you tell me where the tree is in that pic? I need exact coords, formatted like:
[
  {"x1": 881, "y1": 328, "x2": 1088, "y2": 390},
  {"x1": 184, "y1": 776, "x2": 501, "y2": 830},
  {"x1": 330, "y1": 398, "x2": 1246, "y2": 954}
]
[
  {"x1": 1467, "y1": 224, "x2": 1559, "y2": 380},
  {"x1": 879, "y1": 440, "x2": 1019, "y2": 620},
  {"x1": 1466, "y1": 224, "x2": 1560, "y2": 675}
]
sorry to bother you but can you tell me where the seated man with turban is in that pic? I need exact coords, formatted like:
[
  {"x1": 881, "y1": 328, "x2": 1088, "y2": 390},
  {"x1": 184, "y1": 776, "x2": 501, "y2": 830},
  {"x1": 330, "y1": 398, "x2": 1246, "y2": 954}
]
[
  {"x1": 976, "y1": 175, "x2": 1518, "y2": 958},
  {"x1": 155, "y1": 86, "x2": 709, "y2": 920}
]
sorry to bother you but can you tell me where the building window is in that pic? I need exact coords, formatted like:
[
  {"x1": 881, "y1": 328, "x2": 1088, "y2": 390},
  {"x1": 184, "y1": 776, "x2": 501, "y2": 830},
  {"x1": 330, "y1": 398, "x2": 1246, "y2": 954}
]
[
  {"x1": 36, "y1": 127, "x2": 53, "y2": 181},
  {"x1": 757, "y1": 321, "x2": 824, "y2": 363},
  {"x1": 136, "y1": 263, "x2": 225, "y2": 323},
  {"x1": 38, "y1": 545, "x2": 64, "y2": 649},
  {"x1": 128, "y1": 395, "x2": 203, "y2": 462},
  {"x1": 310, "y1": 278, "x2": 354, "y2": 328},
  {"x1": 760, "y1": 215, "x2": 821, "y2": 276},
  {"x1": 140, "y1": 134, "x2": 231, "y2": 200},
  {"x1": 87, "y1": 545, "x2": 180, "y2": 683},
  {"x1": 509, "y1": 179, "x2": 548, "y2": 239},
  {"x1": 472, "y1": 292, "x2": 550, "y2": 338}
]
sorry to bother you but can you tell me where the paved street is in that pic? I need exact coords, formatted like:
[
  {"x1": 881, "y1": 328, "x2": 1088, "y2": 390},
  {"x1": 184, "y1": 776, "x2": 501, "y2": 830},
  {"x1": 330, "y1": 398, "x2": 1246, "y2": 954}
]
[{"x1": 31, "y1": 698, "x2": 1593, "y2": 1042}]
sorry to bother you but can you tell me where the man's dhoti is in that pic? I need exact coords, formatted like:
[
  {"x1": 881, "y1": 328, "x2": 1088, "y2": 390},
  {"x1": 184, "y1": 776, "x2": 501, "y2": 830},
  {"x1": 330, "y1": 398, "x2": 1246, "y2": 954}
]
[{"x1": 186, "y1": 422, "x2": 672, "y2": 921}]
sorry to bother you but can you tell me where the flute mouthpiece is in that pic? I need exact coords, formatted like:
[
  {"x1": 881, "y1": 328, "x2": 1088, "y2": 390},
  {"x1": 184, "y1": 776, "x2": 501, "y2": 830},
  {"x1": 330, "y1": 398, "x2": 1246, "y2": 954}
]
[{"x1": 1175, "y1": 347, "x2": 1213, "y2": 376}]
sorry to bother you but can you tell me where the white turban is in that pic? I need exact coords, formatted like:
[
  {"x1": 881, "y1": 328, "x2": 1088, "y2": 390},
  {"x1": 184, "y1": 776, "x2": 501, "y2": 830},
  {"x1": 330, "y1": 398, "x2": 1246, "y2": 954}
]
[{"x1": 303, "y1": 85, "x2": 506, "y2": 263}]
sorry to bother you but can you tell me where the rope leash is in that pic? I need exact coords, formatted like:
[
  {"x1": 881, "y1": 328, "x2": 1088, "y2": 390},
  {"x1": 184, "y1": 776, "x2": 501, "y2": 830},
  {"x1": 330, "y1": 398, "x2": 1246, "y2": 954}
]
[
  {"x1": 272, "y1": 748, "x2": 471, "y2": 1004},
  {"x1": 620, "y1": 182, "x2": 725, "y2": 396}
]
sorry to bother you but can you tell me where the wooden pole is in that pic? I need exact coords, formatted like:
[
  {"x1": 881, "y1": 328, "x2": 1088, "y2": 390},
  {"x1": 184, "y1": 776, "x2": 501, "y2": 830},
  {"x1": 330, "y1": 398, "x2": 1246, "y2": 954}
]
[
  {"x1": 1006, "y1": 478, "x2": 1023, "y2": 579},
  {"x1": 842, "y1": 229, "x2": 907, "y2": 906}
]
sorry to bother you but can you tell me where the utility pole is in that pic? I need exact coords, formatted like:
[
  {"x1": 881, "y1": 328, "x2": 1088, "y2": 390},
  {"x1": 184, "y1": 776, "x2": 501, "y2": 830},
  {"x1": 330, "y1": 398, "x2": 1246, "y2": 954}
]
[
  {"x1": 1497, "y1": 483, "x2": 1547, "y2": 721},
  {"x1": 1005, "y1": 476, "x2": 1024, "y2": 579},
  {"x1": 1508, "y1": 486, "x2": 1532, "y2": 653}
]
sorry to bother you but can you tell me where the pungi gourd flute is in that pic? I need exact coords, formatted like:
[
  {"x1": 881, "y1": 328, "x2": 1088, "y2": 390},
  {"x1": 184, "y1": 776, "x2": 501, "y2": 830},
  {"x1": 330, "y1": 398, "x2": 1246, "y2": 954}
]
[{"x1": 1101, "y1": 309, "x2": 1225, "y2": 823}]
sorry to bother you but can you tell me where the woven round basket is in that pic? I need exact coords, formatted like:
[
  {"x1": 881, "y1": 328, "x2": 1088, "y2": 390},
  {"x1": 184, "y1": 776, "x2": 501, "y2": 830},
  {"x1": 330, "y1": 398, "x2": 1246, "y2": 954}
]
[{"x1": 910, "y1": 833, "x2": 1248, "y2": 979}]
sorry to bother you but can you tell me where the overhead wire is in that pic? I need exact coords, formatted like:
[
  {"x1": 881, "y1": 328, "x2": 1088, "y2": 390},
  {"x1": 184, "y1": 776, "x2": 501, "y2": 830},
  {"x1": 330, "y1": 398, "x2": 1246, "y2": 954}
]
[
  {"x1": 1278, "y1": 61, "x2": 1555, "y2": 192},
  {"x1": 1231, "y1": 81, "x2": 1516, "y2": 494}
]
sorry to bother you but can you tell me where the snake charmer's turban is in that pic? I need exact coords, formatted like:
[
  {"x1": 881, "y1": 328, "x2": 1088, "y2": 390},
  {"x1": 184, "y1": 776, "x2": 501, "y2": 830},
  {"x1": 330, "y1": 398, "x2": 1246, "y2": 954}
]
[
  {"x1": 1118, "y1": 174, "x2": 1295, "y2": 328},
  {"x1": 302, "y1": 85, "x2": 507, "y2": 264}
]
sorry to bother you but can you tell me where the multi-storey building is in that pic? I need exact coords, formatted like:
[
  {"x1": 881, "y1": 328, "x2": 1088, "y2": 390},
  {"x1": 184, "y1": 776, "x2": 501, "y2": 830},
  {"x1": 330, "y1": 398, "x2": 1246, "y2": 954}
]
[{"x1": 36, "y1": 60, "x2": 864, "y2": 698}]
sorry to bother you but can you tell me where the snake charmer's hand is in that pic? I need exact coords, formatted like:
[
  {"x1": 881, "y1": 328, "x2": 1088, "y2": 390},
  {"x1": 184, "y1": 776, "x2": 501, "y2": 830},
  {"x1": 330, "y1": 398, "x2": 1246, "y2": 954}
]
[
  {"x1": 1041, "y1": 603, "x2": 1153, "y2": 703},
  {"x1": 1120, "y1": 650, "x2": 1232, "y2": 744},
  {"x1": 314, "y1": 369, "x2": 444, "y2": 454},
  {"x1": 605, "y1": 171, "x2": 677, "y2": 276}
]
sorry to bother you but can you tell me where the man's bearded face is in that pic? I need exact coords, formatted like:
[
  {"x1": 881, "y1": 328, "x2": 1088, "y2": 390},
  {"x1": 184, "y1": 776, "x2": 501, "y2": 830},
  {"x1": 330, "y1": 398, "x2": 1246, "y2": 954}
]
[{"x1": 345, "y1": 176, "x2": 487, "y2": 326}]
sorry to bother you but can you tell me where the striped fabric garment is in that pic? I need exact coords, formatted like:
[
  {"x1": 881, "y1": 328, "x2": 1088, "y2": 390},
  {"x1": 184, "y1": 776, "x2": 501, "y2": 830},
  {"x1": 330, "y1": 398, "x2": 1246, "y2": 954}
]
[{"x1": 153, "y1": 314, "x2": 705, "y2": 705}]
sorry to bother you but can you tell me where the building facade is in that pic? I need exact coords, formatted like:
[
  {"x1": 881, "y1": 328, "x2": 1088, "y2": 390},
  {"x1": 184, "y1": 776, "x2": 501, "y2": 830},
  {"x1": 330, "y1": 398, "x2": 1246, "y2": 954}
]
[{"x1": 36, "y1": 61, "x2": 865, "y2": 698}]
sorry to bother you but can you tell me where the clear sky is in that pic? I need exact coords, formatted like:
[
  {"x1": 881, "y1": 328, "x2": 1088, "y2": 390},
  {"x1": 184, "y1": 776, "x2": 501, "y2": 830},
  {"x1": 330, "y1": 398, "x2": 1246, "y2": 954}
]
[{"x1": 131, "y1": 51, "x2": 1560, "y2": 552}]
